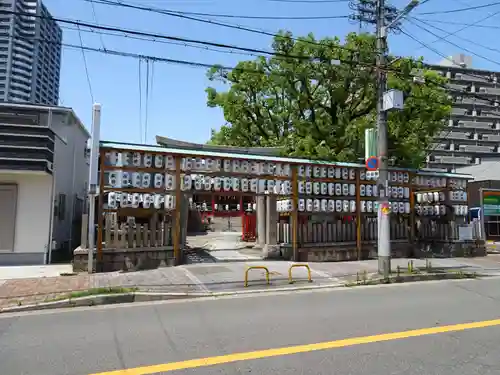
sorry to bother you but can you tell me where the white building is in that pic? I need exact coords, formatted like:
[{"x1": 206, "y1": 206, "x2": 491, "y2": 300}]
[{"x1": 0, "y1": 102, "x2": 89, "y2": 265}]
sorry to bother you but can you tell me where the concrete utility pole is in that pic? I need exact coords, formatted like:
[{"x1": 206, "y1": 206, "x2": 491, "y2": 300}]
[
  {"x1": 87, "y1": 103, "x2": 102, "y2": 274},
  {"x1": 374, "y1": 0, "x2": 420, "y2": 278},
  {"x1": 375, "y1": 0, "x2": 391, "y2": 278}
]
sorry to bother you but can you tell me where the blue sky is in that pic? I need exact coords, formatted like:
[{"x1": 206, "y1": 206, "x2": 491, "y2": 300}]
[{"x1": 43, "y1": 0, "x2": 500, "y2": 144}]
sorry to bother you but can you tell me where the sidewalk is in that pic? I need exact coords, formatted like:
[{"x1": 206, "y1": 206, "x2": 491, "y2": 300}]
[{"x1": 2, "y1": 255, "x2": 500, "y2": 310}]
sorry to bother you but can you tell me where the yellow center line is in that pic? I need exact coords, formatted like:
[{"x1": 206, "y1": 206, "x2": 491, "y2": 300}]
[{"x1": 90, "y1": 318, "x2": 500, "y2": 375}]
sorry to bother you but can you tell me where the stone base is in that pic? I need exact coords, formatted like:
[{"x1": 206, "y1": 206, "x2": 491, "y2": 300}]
[
  {"x1": 262, "y1": 244, "x2": 282, "y2": 259},
  {"x1": 73, "y1": 246, "x2": 175, "y2": 273},
  {"x1": 296, "y1": 240, "x2": 487, "y2": 262}
]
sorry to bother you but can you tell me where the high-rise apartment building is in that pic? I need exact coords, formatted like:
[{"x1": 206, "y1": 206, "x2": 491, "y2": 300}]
[
  {"x1": 426, "y1": 54, "x2": 500, "y2": 171},
  {"x1": 0, "y1": 0, "x2": 62, "y2": 105}
]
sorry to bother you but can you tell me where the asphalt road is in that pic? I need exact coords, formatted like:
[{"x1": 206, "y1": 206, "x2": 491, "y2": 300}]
[{"x1": 2, "y1": 277, "x2": 500, "y2": 375}]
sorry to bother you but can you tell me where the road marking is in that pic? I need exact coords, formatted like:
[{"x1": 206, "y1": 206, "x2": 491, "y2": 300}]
[
  {"x1": 181, "y1": 267, "x2": 210, "y2": 293},
  {"x1": 90, "y1": 318, "x2": 500, "y2": 375}
]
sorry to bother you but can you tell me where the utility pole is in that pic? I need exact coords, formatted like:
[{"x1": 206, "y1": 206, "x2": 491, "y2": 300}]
[
  {"x1": 375, "y1": 0, "x2": 391, "y2": 279},
  {"x1": 87, "y1": 103, "x2": 102, "y2": 274},
  {"x1": 351, "y1": 0, "x2": 420, "y2": 277}
]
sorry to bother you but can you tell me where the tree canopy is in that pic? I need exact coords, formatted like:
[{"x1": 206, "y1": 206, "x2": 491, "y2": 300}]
[{"x1": 205, "y1": 32, "x2": 451, "y2": 168}]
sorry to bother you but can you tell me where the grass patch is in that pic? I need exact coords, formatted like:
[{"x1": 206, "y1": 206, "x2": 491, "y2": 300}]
[{"x1": 47, "y1": 287, "x2": 138, "y2": 302}]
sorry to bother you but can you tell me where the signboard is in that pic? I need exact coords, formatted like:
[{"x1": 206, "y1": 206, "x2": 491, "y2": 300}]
[
  {"x1": 365, "y1": 156, "x2": 379, "y2": 171},
  {"x1": 482, "y1": 190, "x2": 500, "y2": 216}
]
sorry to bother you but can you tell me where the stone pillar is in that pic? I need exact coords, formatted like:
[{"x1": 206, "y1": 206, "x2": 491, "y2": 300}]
[
  {"x1": 256, "y1": 195, "x2": 266, "y2": 248},
  {"x1": 264, "y1": 195, "x2": 280, "y2": 258}
]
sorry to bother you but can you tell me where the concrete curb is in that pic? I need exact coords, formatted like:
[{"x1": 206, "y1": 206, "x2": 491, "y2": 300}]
[{"x1": 0, "y1": 272, "x2": 483, "y2": 314}]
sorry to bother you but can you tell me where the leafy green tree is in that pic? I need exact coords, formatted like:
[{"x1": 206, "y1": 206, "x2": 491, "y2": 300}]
[{"x1": 205, "y1": 32, "x2": 451, "y2": 168}]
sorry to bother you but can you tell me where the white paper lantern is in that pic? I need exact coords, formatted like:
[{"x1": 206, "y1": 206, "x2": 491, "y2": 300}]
[
  {"x1": 108, "y1": 151, "x2": 119, "y2": 166},
  {"x1": 321, "y1": 199, "x2": 328, "y2": 212},
  {"x1": 166, "y1": 155, "x2": 175, "y2": 170},
  {"x1": 282, "y1": 181, "x2": 291, "y2": 195},
  {"x1": 132, "y1": 152, "x2": 141, "y2": 167},
  {"x1": 340, "y1": 168, "x2": 348, "y2": 180},
  {"x1": 328, "y1": 183, "x2": 335, "y2": 196},
  {"x1": 131, "y1": 193, "x2": 140, "y2": 208},
  {"x1": 153, "y1": 173, "x2": 163, "y2": 189},
  {"x1": 335, "y1": 200, "x2": 342, "y2": 212},
  {"x1": 335, "y1": 183, "x2": 342, "y2": 196},
  {"x1": 250, "y1": 179, "x2": 258, "y2": 192},
  {"x1": 327, "y1": 167, "x2": 335, "y2": 178},
  {"x1": 313, "y1": 182, "x2": 320, "y2": 195},
  {"x1": 241, "y1": 161, "x2": 249, "y2": 173},
  {"x1": 141, "y1": 173, "x2": 151, "y2": 188},
  {"x1": 313, "y1": 166, "x2": 321, "y2": 178},
  {"x1": 305, "y1": 182, "x2": 313, "y2": 195},
  {"x1": 108, "y1": 172, "x2": 119, "y2": 188},
  {"x1": 194, "y1": 158, "x2": 203, "y2": 171},
  {"x1": 349, "y1": 184, "x2": 356, "y2": 196},
  {"x1": 232, "y1": 160, "x2": 240, "y2": 173},
  {"x1": 282, "y1": 164, "x2": 291, "y2": 177},
  {"x1": 397, "y1": 172, "x2": 404, "y2": 184},
  {"x1": 397, "y1": 187, "x2": 404, "y2": 199},
  {"x1": 360, "y1": 170, "x2": 366, "y2": 180},
  {"x1": 321, "y1": 182, "x2": 328, "y2": 195},
  {"x1": 194, "y1": 177, "x2": 203, "y2": 190},
  {"x1": 267, "y1": 179, "x2": 275, "y2": 193},
  {"x1": 366, "y1": 201, "x2": 373, "y2": 213},
  {"x1": 107, "y1": 192, "x2": 117, "y2": 209},
  {"x1": 165, "y1": 195, "x2": 175, "y2": 209},
  {"x1": 223, "y1": 177, "x2": 232, "y2": 191},
  {"x1": 181, "y1": 175, "x2": 192, "y2": 191},
  {"x1": 120, "y1": 192, "x2": 128, "y2": 207},
  {"x1": 130, "y1": 172, "x2": 141, "y2": 188},
  {"x1": 121, "y1": 172, "x2": 131, "y2": 187},
  {"x1": 360, "y1": 185, "x2": 366, "y2": 197},
  {"x1": 251, "y1": 162, "x2": 260, "y2": 175},
  {"x1": 121, "y1": 152, "x2": 131, "y2": 166},
  {"x1": 298, "y1": 181, "x2": 305, "y2": 194},
  {"x1": 342, "y1": 184, "x2": 349, "y2": 196},
  {"x1": 328, "y1": 200, "x2": 335, "y2": 212},
  {"x1": 306, "y1": 199, "x2": 313, "y2": 212},
  {"x1": 153, "y1": 194, "x2": 163, "y2": 209},
  {"x1": 274, "y1": 180, "x2": 282, "y2": 195},
  {"x1": 165, "y1": 174, "x2": 175, "y2": 190},
  {"x1": 366, "y1": 185, "x2": 373, "y2": 197},
  {"x1": 298, "y1": 199, "x2": 305, "y2": 212},
  {"x1": 154, "y1": 154, "x2": 164, "y2": 168},
  {"x1": 298, "y1": 165, "x2": 305, "y2": 177},
  {"x1": 335, "y1": 168, "x2": 341, "y2": 179},
  {"x1": 349, "y1": 169, "x2": 356, "y2": 180},
  {"x1": 223, "y1": 159, "x2": 231, "y2": 172},
  {"x1": 313, "y1": 199, "x2": 320, "y2": 212},
  {"x1": 204, "y1": 176, "x2": 212, "y2": 191},
  {"x1": 361, "y1": 201, "x2": 366, "y2": 212},
  {"x1": 143, "y1": 194, "x2": 152, "y2": 209},
  {"x1": 350, "y1": 200, "x2": 356, "y2": 213},
  {"x1": 241, "y1": 178, "x2": 249, "y2": 192},
  {"x1": 403, "y1": 173, "x2": 410, "y2": 183},
  {"x1": 143, "y1": 154, "x2": 153, "y2": 168},
  {"x1": 320, "y1": 167, "x2": 327, "y2": 178}
]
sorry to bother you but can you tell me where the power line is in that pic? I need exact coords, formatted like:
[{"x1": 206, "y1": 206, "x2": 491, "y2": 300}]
[
  {"x1": 406, "y1": 17, "x2": 500, "y2": 69},
  {"x1": 411, "y1": 7, "x2": 500, "y2": 51},
  {"x1": 265, "y1": 0, "x2": 349, "y2": 3},
  {"x1": 415, "y1": 18, "x2": 500, "y2": 29},
  {"x1": 88, "y1": 0, "x2": 107, "y2": 50},
  {"x1": 88, "y1": 0, "x2": 350, "y2": 19},
  {"x1": 411, "y1": 17, "x2": 500, "y2": 57},
  {"x1": 60, "y1": 25, "x2": 259, "y2": 59},
  {"x1": 417, "y1": 1, "x2": 500, "y2": 15},
  {"x1": 0, "y1": 8, "x2": 356, "y2": 63},
  {"x1": 76, "y1": 25, "x2": 95, "y2": 103},
  {"x1": 85, "y1": 0, "x2": 357, "y2": 55}
]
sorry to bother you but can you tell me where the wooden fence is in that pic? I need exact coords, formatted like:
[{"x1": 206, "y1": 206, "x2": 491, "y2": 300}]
[{"x1": 80, "y1": 213, "x2": 174, "y2": 250}]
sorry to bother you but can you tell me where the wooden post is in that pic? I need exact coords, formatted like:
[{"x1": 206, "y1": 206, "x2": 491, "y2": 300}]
[
  {"x1": 173, "y1": 157, "x2": 182, "y2": 265},
  {"x1": 356, "y1": 169, "x2": 362, "y2": 260},
  {"x1": 291, "y1": 165, "x2": 299, "y2": 261},
  {"x1": 409, "y1": 172, "x2": 415, "y2": 243},
  {"x1": 96, "y1": 148, "x2": 105, "y2": 271}
]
